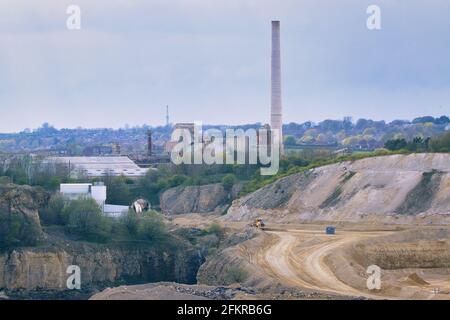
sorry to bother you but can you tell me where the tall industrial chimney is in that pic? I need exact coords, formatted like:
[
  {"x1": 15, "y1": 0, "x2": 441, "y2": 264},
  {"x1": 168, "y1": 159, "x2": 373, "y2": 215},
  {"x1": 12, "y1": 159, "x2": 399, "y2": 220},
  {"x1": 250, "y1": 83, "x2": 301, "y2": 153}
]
[{"x1": 271, "y1": 21, "x2": 283, "y2": 155}]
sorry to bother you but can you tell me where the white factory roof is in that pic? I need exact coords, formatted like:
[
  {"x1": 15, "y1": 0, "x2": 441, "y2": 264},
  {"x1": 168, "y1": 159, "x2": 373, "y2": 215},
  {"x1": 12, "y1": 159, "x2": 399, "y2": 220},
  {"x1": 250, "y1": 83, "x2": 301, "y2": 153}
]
[{"x1": 48, "y1": 156, "x2": 148, "y2": 177}]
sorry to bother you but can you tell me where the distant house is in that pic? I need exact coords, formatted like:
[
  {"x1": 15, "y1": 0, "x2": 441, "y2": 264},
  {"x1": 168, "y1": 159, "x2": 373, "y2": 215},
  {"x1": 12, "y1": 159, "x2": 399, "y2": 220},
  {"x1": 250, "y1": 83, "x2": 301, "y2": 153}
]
[
  {"x1": 60, "y1": 182, "x2": 128, "y2": 217},
  {"x1": 48, "y1": 156, "x2": 148, "y2": 178}
]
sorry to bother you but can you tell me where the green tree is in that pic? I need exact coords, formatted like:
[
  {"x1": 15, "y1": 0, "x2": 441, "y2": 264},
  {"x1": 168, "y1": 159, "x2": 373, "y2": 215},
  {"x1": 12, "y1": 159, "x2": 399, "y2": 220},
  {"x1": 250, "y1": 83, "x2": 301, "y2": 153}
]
[
  {"x1": 40, "y1": 193, "x2": 65, "y2": 225},
  {"x1": 221, "y1": 174, "x2": 236, "y2": 192},
  {"x1": 167, "y1": 174, "x2": 187, "y2": 188},
  {"x1": 284, "y1": 135, "x2": 297, "y2": 146},
  {"x1": 63, "y1": 197, "x2": 112, "y2": 242},
  {"x1": 105, "y1": 176, "x2": 132, "y2": 205},
  {"x1": 136, "y1": 211, "x2": 169, "y2": 244},
  {"x1": 384, "y1": 138, "x2": 407, "y2": 151},
  {"x1": 136, "y1": 170, "x2": 169, "y2": 205},
  {"x1": 429, "y1": 131, "x2": 450, "y2": 152},
  {"x1": 0, "y1": 210, "x2": 42, "y2": 250},
  {"x1": 120, "y1": 210, "x2": 139, "y2": 236}
]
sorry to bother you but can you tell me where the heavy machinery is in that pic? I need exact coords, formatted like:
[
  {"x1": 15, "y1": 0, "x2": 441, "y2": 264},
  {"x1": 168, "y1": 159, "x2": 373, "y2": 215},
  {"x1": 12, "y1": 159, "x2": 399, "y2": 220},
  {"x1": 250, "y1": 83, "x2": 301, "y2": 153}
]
[
  {"x1": 251, "y1": 218, "x2": 266, "y2": 230},
  {"x1": 326, "y1": 226, "x2": 336, "y2": 235}
]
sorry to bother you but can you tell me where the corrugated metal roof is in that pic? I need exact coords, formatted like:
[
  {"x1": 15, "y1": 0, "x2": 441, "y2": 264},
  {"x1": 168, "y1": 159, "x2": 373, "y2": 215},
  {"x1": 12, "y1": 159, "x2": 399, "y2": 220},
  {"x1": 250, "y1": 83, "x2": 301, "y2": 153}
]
[{"x1": 47, "y1": 156, "x2": 148, "y2": 177}]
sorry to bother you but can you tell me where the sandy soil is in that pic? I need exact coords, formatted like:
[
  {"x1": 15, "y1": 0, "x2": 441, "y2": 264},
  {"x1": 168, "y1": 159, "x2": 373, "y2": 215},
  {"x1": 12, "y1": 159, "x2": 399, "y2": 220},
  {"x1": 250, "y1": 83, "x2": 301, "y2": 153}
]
[
  {"x1": 260, "y1": 229, "x2": 391, "y2": 299},
  {"x1": 253, "y1": 227, "x2": 450, "y2": 300},
  {"x1": 93, "y1": 214, "x2": 450, "y2": 300}
]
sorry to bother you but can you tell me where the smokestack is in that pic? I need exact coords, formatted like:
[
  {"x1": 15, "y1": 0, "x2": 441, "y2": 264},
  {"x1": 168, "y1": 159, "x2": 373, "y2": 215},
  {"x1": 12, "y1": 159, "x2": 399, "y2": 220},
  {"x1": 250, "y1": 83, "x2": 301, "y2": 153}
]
[{"x1": 271, "y1": 21, "x2": 283, "y2": 155}]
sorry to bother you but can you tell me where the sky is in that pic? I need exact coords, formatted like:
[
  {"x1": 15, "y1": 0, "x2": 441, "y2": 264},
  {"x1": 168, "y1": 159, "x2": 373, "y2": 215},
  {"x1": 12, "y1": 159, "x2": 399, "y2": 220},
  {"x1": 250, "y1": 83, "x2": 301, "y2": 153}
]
[{"x1": 0, "y1": 0, "x2": 449, "y2": 132}]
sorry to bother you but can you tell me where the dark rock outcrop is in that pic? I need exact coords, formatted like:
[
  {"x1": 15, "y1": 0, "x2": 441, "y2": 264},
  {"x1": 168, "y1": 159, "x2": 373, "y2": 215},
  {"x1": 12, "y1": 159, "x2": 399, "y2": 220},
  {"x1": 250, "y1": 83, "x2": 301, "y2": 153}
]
[
  {"x1": 0, "y1": 184, "x2": 49, "y2": 229},
  {"x1": 0, "y1": 184, "x2": 50, "y2": 246},
  {"x1": 160, "y1": 183, "x2": 242, "y2": 215},
  {"x1": 0, "y1": 241, "x2": 202, "y2": 291}
]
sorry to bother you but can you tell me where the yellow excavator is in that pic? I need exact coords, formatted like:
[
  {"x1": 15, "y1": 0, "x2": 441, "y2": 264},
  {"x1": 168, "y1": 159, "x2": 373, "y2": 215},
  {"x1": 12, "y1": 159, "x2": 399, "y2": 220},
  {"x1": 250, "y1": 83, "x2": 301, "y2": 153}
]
[{"x1": 251, "y1": 218, "x2": 266, "y2": 230}]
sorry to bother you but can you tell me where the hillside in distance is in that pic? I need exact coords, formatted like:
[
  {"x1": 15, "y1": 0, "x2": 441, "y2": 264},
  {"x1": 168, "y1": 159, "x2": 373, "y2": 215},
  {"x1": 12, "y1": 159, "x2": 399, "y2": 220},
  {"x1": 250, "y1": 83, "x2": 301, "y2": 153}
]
[{"x1": 0, "y1": 115, "x2": 448, "y2": 154}]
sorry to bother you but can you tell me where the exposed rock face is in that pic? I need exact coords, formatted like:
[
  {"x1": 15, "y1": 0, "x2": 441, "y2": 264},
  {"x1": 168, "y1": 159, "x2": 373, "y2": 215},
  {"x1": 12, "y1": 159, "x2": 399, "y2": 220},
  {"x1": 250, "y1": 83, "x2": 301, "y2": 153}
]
[
  {"x1": 0, "y1": 184, "x2": 203, "y2": 293},
  {"x1": 160, "y1": 183, "x2": 242, "y2": 215},
  {"x1": 0, "y1": 242, "x2": 201, "y2": 291},
  {"x1": 0, "y1": 184, "x2": 49, "y2": 231},
  {"x1": 197, "y1": 228, "x2": 272, "y2": 288},
  {"x1": 225, "y1": 154, "x2": 450, "y2": 224},
  {"x1": 0, "y1": 184, "x2": 49, "y2": 246}
]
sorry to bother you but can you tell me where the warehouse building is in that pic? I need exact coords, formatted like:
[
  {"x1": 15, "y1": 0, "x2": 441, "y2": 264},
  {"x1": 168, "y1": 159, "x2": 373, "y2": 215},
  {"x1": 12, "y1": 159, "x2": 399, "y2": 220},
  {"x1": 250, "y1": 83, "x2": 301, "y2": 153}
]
[
  {"x1": 60, "y1": 182, "x2": 129, "y2": 217},
  {"x1": 48, "y1": 156, "x2": 149, "y2": 178}
]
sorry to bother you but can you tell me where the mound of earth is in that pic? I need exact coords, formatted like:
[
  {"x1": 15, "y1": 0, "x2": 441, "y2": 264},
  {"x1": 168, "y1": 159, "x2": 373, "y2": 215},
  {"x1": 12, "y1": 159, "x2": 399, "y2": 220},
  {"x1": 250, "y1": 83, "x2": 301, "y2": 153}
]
[
  {"x1": 405, "y1": 273, "x2": 430, "y2": 286},
  {"x1": 90, "y1": 282, "x2": 257, "y2": 300},
  {"x1": 323, "y1": 228, "x2": 450, "y2": 299},
  {"x1": 225, "y1": 153, "x2": 450, "y2": 224}
]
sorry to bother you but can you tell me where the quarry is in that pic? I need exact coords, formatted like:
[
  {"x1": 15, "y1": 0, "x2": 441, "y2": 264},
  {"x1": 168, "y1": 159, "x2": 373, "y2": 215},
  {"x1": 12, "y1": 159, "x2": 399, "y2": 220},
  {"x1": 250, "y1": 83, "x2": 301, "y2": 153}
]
[
  {"x1": 86, "y1": 153, "x2": 450, "y2": 300},
  {"x1": 1, "y1": 1, "x2": 449, "y2": 308},
  {"x1": 1, "y1": 153, "x2": 449, "y2": 300}
]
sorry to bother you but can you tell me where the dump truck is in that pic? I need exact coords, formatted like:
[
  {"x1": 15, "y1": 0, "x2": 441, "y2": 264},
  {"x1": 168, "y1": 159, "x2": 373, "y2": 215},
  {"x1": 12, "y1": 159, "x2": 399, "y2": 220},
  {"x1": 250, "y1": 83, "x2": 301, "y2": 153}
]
[{"x1": 251, "y1": 218, "x2": 266, "y2": 230}]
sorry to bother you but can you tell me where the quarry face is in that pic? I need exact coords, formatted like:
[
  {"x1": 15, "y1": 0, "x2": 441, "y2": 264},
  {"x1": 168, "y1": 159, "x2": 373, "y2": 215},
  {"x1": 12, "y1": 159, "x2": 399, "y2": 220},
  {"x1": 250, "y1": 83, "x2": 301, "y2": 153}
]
[{"x1": 91, "y1": 154, "x2": 450, "y2": 300}]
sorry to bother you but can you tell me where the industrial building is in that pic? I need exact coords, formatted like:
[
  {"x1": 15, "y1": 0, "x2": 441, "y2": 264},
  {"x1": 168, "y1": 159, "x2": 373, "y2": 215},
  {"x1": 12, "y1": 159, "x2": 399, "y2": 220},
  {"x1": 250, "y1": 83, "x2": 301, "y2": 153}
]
[
  {"x1": 48, "y1": 156, "x2": 148, "y2": 178},
  {"x1": 60, "y1": 182, "x2": 129, "y2": 217},
  {"x1": 82, "y1": 143, "x2": 120, "y2": 156}
]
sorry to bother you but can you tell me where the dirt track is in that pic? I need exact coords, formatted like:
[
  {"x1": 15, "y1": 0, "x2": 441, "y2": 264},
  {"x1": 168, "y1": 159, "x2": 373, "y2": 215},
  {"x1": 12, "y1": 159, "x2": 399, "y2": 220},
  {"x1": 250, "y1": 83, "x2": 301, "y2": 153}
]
[
  {"x1": 260, "y1": 229, "x2": 386, "y2": 299},
  {"x1": 153, "y1": 215, "x2": 450, "y2": 300},
  {"x1": 255, "y1": 228, "x2": 450, "y2": 300}
]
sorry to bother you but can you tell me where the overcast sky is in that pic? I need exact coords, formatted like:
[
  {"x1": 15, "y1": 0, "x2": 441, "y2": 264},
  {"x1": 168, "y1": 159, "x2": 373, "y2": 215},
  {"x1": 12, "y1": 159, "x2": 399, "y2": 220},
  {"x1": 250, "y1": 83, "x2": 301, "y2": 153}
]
[{"x1": 0, "y1": 0, "x2": 449, "y2": 132}]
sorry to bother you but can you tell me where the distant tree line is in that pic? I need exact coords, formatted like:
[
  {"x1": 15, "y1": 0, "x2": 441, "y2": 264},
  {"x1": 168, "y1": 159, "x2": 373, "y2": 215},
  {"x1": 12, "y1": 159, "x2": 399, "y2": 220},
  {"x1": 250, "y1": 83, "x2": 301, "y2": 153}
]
[
  {"x1": 0, "y1": 156, "x2": 72, "y2": 190},
  {"x1": 1, "y1": 115, "x2": 449, "y2": 154},
  {"x1": 412, "y1": 115, "x2": 450, "y2": 125},
  {"x1": 384, "y1": 131, "x2": 450, "y2": 152}
]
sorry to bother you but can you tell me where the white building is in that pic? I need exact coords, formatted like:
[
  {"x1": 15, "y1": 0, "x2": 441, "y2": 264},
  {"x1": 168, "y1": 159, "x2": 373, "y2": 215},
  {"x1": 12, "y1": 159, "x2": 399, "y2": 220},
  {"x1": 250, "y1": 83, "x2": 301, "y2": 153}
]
[
  {"x1": 48, "y1": 156, "x2": 148, "y2": 178},
  {"x1": 60, "y1": 183, "x2": 128, "y2": 217}
]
